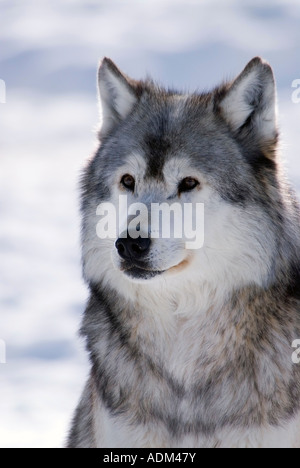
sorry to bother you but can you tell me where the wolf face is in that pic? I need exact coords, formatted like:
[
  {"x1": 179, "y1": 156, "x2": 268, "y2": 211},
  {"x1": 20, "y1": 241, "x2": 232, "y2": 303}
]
[{"x1": 81, "y1": 57, "x2": 293, "y2": 295}]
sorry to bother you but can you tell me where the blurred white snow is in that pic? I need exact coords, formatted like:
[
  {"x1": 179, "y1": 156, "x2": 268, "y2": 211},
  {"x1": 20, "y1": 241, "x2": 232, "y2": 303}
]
[{"x1": 0, "y1": 0, "x2": 299, "y2": 448}]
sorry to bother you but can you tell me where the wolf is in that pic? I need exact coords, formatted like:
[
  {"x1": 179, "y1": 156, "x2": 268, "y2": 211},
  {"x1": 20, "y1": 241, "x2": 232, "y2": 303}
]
[{"x1": 67, "y1": 57, "x2": 300, "y2": 448}]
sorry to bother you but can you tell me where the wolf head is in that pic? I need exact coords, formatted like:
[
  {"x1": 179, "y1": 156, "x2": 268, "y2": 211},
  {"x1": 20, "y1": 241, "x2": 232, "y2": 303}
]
[{"x1": 81, "y1": 57, "x2": 299, "y2": 298}]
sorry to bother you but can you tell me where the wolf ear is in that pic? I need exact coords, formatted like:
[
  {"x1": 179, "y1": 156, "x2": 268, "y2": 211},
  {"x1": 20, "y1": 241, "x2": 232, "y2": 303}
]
[
  {"x1": 218, "y1": 57, "x2": 278, "y2": 155},
  {"x1": 98, "y1": 58, "x2": 139, "y2": 137}
]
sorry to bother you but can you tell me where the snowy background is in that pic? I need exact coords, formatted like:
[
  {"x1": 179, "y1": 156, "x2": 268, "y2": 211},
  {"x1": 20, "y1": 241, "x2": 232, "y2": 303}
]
[{"x1": 0, "y1": 0, "x2": 299, "y2": 448}]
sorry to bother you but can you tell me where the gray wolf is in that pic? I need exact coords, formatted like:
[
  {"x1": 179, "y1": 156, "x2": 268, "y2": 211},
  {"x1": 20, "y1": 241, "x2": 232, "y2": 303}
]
[{"x1": 67, "y1": 57, "x2": 300, "y2": 448}]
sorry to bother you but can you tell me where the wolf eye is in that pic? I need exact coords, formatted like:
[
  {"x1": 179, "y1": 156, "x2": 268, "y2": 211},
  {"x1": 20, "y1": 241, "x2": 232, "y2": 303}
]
[
  {"x1": 121, "y1": 174, "x2": 135, "y2": 191},
  {"x1": 178, "y1": 177, "x2": 200, "y2": 194}
]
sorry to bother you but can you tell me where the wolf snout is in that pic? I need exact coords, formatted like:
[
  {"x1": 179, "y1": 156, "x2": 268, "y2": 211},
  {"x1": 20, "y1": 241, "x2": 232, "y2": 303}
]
[{"x1": 115, "y1": 233, "x2": 151, "y2": 261}]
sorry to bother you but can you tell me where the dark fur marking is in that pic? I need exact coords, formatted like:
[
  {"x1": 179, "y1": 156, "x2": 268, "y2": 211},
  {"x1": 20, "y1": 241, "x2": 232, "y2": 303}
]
[
  {"x1": 144, "y1": 119, "x2": 172, "y2": 179},
  {"x1": 287, "y1": 263, "x2": 300, "y2": 301}
]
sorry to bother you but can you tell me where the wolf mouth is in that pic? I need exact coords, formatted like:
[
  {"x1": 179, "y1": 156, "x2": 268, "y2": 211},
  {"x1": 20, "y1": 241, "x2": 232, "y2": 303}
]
[
  {"x1": 122, "y1": 265, "x2": 165, "y2": 280},
  {"x1": 120, "y1": 257, "x2": 191, "y2": 280}
]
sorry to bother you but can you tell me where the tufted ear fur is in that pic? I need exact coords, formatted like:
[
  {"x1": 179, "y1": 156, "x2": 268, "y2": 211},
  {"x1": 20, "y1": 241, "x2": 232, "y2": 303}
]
[
  {"x1": 98, "y1": 58, "x2": 139, "y2": 138},
  {"x1": 217, "y1": 57, "x2": 278, "y2": 159}
]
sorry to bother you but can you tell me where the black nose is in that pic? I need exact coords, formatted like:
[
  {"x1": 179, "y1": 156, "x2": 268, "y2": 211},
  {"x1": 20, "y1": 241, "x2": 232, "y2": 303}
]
[{"x1": 115, "y1": 233, "x2": 151, "y2": 261}]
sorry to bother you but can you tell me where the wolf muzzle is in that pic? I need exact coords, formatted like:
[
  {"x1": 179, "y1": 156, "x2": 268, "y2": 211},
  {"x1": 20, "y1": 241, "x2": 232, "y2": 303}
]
[{"x1": 116, "y1": 232, "x2": 151, "y2": 262}]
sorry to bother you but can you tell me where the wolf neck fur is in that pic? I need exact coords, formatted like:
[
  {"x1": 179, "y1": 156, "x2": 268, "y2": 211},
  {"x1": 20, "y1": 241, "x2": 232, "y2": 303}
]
[{"x1": 84, "y1": 277, "x2": 300, "y2": 436}]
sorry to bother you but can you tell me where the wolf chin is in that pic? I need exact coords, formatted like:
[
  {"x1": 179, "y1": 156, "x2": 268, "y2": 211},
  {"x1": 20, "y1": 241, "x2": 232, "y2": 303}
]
[{"x1": 67, "y1": 57, "x2": 300, "y2": 448}]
